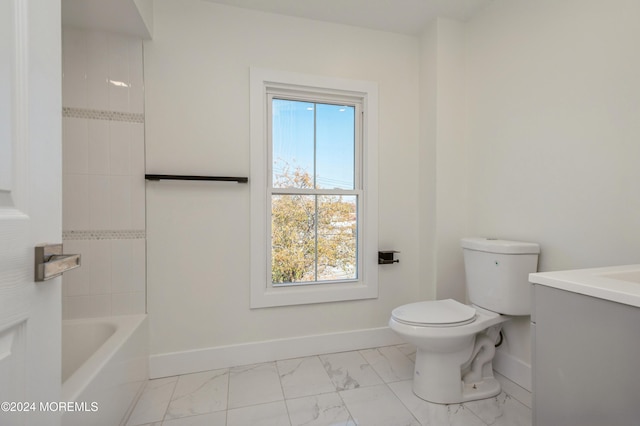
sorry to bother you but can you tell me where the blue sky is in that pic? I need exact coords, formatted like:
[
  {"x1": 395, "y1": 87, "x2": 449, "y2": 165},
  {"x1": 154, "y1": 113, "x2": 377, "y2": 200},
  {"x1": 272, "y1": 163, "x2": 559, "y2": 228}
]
[{"x1": 272, "y1": 98, "x2": 355, "y2": 190}]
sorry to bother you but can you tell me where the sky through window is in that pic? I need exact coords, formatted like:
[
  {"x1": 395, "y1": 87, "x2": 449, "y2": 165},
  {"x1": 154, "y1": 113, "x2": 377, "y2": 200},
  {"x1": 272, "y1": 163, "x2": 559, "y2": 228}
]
[{"x1": 272, "y1": 99, "x2": 355, "y2": 190}]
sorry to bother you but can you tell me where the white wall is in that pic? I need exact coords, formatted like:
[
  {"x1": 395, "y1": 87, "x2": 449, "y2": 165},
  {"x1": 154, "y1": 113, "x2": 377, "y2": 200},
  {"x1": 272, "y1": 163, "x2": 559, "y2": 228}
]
[
  {"x1": 418, "y1": 23, "x2": 438, "y2": 302},
  {"x1": 420, "y1": 19, "x2": 469, "y2": 303},
  {"x1": 61, "y1": 28, "x2": 146, "y2": 319},
  {"x1": 144, "y1": 0, "x2": 421, "y2": 359},
  {"x1": 465, "y1": 0, "x2": 640, "y2": 367},
  {"x1": 143, "y1": 0, "x2": 640, "y2": 386}
]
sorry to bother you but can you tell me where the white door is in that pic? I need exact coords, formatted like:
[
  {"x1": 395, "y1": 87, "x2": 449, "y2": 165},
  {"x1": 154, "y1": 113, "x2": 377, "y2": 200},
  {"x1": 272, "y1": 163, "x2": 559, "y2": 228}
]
[{"x1": 0, "y1": 1, "x2": 62, "y2": 425}]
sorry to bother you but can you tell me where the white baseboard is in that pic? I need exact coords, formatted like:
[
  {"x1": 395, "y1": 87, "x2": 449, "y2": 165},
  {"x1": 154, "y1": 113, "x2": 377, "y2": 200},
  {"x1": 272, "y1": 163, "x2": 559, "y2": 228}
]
[
  {"x1": 150, "y1": 326, "x2": 404, "y2": 379},
  {"x1": 493, "y1": 349, "x2": 532, "y2": 392}
]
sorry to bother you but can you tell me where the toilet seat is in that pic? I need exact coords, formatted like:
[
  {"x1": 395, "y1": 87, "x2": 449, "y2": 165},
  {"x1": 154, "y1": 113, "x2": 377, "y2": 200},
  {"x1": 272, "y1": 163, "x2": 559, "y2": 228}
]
[{"x1": 391, "y1": 299, "x2": 476, "y2": 327}]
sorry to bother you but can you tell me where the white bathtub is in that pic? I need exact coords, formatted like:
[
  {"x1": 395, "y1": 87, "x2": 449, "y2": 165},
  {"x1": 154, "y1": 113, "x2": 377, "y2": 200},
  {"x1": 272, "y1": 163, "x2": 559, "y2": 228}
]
[{"x1": 62, "y1": 315, "x2": 148, "y2": 426}]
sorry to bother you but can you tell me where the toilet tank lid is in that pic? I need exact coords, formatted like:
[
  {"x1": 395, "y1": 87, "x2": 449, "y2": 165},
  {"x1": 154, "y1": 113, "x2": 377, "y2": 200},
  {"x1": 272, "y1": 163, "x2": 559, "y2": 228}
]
[{"x1": 461, "y1": 237, "x2": 540, "y2": 254}]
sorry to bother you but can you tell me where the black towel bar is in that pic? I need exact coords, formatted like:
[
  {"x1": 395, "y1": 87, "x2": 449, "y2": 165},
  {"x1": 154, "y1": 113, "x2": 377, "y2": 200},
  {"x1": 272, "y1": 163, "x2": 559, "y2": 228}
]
[{"x1": 145, "y1": 174, "x2": 248, "y2": 183}]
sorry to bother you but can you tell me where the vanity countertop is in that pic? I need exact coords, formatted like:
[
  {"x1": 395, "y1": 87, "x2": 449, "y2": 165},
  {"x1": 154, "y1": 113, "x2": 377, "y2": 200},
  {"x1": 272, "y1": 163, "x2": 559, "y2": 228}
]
[{"x1": 529, "y1": 264, "x2": 640, "y2": 308}]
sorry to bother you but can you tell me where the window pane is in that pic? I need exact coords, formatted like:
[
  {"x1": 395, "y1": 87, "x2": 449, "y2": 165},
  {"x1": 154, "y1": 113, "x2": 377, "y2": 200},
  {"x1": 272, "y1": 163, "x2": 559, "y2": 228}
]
[
  {"x1": 271, "y1": 194, "x2": 357, "y2": 285},
  {"x1": 271, "y1": 194, "x2": 316, "y2": 284},
  {"x1": 272, "y1": 99, "x2": 314, "y2": 189},
  {"x1": 316, "y1": 104, "x2": 355, "y2": 190},
  {"x1": 317, "y1": 195, "x2": 357, "y2": 281}
]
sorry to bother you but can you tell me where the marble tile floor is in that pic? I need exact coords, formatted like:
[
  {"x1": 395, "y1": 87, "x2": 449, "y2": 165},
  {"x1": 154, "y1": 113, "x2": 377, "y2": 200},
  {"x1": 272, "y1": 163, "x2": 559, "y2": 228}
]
[{"x1": 125, "y1": 344, "x2": 532, "y2": 426}]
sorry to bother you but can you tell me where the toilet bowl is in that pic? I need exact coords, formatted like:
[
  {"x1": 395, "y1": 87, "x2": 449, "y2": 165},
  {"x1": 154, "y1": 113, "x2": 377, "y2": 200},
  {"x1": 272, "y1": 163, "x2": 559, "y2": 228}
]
[
  {"x1": 389, "y1": 238, "x2": 540, "y2": 404},
  {"x1": 389, "y1": 299, "x2": 509, "y2": 404}
]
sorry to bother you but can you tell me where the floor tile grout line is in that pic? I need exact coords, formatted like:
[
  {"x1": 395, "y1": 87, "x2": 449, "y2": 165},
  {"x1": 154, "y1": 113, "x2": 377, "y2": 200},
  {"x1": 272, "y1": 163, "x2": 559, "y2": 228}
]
[
  {"x1": 335, "y1": 386, "x2": 356, "y2": 425},
  {"x1": 126, "y1": 377, "x2": 178, "y2": 426},
  {"x1": 129, "y1": 344, "x2": 531, "y2": 426},
  {"x1": 355, "y1": 348, "x2": 385, "y2": 386},
  {"x1": 160, "y1": 376, "x2": 179, "y2": 424},
  {"x1": 275, "y1": 358, "x2": 293, "y2": 426},
  {"x1": 120, "y1": 381, "x2": 147, "y2": 426},
  {"x1": 318, "y1": 352, "x2": 358, "y2": 426},
  {"x1": 385, "y1": 381, "x2": 426, "y2": 426},
  {"x1": 461, "y1": 400, "x2": 491, "y2": 426},
  {"x1": 164, "y1": 369, "x2": 229, "y2": 422},
  {"x1": 385, "y1": 383, "x2": 407, "y2": 425},
  {"x1": 225, "y1": 366, "x2": 231, "y2": 426},
  {"x1": 359, "y1": 348, "x2": 386, "y2": 388}
]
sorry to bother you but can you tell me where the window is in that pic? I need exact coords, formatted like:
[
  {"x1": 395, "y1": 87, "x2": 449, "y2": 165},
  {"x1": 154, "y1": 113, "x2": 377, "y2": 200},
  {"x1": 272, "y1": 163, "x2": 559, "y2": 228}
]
[
  {"x1": 271, "y1": 97, "x2": 359, "y2": 285},
  {"x1": 250, "y1": 68, "x2": 378, "y2": 308}
]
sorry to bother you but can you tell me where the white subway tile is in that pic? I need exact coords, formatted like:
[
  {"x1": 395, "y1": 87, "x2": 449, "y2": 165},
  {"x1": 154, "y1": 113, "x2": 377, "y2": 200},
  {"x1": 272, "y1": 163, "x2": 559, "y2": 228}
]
[
  {"x1": 63, "y1": 174, "x2": 90, "y2": 231},
  {"x1": 89, "y1": 240, "x2": 112, "y2": 295},
  {"x1": 63, "y1": 269, "x2": 91, "y2": 298},
  {"x1": 131, "y1": 239, "x2": 146, "y2": 293},
  {"x1": 111, "y1": 292, "x2": 132, "y2": 315},
  {"x1": 62, "y1": 117, "x2": 89, "y2": 174},
  {"x1": 109, "y1": 121, "x2": 132, "y2": 175},
  {"x1": 86, "y1": 31, "x2": 109, "y2": 111},
  {"x1": 89, "y1": 175, "x2": 111, "y2": 229},
  {"x1": 110, "y1": 175, "x2": 132, "y2": 229},
  {"x1": 112, "y1": 291, "x2": 146, "y2": 315},
  {"x1": 128, "y1": 39, "x2": 144, "y2": 114},
  {"x1": 111, "y1": 239, "x2": 133, "y2": 293},
  {"x1": 62, "y1": 296, "x2": 69, "y2": 320},
  {"x1": 109, "y1": 85, "x2": 130, "y2": 113},
  {"x1": 66, "y1": 294, "x2": 111, "y2": 319},
  {"x1": 108, "y1": 34, "x2": 131, "y2": 112},
  {"x1": 131, "y1": 123, "x2": 145, "y2": 176},
  {"x1": 60, "y1": 28, "x2": 146, "y2": 319},
  {"x1": 108, "y1": 34, "x2": 130, "y2": 81},
  {"x1": 130, "y1": 291, "x2": 146, "y2": 314},
  {"x1": 62, "y1": 28, "x2": 87, "y2": 108},
  {"x1": 131, "y1": 176, "x2": 146, "y2": 230},
  {"x1": 88, "y1": 119, "x2": 110, "y2": 175},
  {"x1": 62, "y1": 240, "x2": 91, "y2": 296}
]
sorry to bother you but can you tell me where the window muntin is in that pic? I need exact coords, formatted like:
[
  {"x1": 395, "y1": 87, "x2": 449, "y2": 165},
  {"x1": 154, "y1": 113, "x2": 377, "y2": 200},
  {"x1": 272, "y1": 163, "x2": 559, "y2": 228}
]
[{"x1": 268, "y1": 95, "x2": 361, "y2": 286}]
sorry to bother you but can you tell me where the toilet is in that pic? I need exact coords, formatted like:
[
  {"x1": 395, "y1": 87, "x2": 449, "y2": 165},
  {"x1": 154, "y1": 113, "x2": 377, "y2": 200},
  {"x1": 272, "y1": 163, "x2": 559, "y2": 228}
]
[{"x1": 389, "y1": 237, "x2": 539, "y2": 404}]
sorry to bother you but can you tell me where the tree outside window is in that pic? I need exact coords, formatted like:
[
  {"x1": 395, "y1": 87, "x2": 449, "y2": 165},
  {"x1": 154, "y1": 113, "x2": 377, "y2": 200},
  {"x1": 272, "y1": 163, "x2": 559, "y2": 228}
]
[{"x1": 270, "y1": 98, "x2": 359, "y2": 286}]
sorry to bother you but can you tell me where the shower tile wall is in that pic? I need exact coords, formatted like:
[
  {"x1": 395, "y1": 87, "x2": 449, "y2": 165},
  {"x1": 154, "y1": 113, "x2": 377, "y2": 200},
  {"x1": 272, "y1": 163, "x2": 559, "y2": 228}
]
[{"x1": 61, "y1": 28, "x2": 146, "y2": 319}]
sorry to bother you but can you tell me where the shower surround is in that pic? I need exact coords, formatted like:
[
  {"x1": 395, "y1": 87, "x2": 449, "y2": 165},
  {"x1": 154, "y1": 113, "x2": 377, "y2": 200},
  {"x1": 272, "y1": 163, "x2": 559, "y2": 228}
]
[{"x1": 61, "y1": 27, "x2": 146, "y2": 318}]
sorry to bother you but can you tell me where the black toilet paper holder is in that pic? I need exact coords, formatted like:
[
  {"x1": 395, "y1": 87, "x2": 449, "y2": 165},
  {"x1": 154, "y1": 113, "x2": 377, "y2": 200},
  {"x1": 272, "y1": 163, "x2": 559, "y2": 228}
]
[{"x1": 378, "y1": 251, "x2": 399, "y2": 265}]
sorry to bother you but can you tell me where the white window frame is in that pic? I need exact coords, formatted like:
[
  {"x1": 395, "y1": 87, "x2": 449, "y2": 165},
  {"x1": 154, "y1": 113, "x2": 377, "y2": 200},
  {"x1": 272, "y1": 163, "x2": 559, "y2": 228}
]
[{"x1": 250, "y1": 67, "x2": 378, "y2": 308}]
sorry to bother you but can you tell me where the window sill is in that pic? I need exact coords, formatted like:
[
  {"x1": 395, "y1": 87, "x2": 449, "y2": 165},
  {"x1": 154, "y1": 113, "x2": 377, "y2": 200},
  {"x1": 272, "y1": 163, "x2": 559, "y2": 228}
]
[{"x1": 250, "y1": 280, "x2": 378, "y2": 309}]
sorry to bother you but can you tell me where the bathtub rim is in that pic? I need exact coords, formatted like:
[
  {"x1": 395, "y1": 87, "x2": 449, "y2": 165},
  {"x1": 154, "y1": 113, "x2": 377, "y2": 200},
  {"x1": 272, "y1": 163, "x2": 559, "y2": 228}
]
[{"x1": 61, "y1": 314, "x2": 147, "y2": 402}]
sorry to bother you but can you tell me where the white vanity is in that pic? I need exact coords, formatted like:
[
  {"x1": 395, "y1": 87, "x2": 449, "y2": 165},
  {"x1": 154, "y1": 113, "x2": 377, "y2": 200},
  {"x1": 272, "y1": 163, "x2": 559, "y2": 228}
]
[{"x1": 529, "y1": 264, "x2": 640, "y2": 426}]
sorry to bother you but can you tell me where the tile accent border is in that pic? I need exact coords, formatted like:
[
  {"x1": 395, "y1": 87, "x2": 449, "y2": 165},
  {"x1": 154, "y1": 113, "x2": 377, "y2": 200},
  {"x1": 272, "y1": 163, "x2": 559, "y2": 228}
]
[
  {"x1": 63, "y1": 106, "x2": 144, "y2": 123},
  {"x1": 63, "y1": 230, "x2": 146, "y2": 241}
]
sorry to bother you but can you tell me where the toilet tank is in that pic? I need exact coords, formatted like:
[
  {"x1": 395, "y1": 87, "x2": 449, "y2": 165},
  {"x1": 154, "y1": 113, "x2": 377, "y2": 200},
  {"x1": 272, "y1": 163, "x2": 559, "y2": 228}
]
[{"x1": 461, "y1": 238, "x2": 540, "y2": 316}]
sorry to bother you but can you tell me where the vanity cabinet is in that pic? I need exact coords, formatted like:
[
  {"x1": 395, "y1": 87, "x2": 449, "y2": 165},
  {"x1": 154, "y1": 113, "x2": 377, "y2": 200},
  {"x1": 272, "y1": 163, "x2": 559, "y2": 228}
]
[{"x1": 531, "y1": 284, "x2": 640, "y2": 426}]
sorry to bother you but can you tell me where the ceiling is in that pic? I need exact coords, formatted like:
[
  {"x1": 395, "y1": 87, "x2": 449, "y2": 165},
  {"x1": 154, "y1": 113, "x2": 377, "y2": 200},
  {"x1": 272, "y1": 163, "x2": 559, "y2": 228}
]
[
  {"x1": 61, "y1": 0, "x2": 492, "y2": 39},
  {"x1": 203, "y1": 0, "x2": 492, "y2": 35},
  {"x1": 62, "y1": 0, "x2": 152, "y2": 38}
]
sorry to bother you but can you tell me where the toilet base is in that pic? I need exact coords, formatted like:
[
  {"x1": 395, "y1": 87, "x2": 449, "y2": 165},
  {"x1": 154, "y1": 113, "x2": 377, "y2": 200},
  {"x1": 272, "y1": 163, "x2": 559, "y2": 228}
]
[
  {"x1": 411, "y1": 341, "x2": 502, "y2": 404},
  {"x1": 413, "y1": 367, "x2": 502, "y2": 404},
  {"x1": 459, "y1": 376, "x2": 501, "y2": 402}
]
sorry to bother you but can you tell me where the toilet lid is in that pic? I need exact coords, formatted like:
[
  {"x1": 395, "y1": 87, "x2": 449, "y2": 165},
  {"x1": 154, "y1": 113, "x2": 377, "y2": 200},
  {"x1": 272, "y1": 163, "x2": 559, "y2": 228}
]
[{"x1": 391, "y1": 299, "x2": 476, "y2": 327}]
